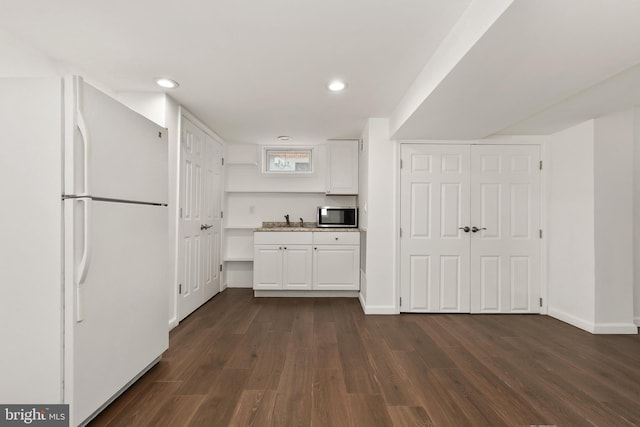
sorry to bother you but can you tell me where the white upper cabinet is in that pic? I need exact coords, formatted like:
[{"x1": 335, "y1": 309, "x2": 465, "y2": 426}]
[{"x1": 326, "y1": 140, "x2": 359, "y2": 195}]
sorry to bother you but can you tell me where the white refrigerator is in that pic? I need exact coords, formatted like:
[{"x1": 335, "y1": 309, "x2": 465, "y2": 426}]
[{"x1": 0, "y1": 76, "x2": 169, "y2": 425}]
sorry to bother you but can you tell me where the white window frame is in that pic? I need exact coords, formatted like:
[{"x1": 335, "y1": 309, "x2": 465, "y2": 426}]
[{"x1": 262, "y1": 147, "x2": 314, "y2": 174}]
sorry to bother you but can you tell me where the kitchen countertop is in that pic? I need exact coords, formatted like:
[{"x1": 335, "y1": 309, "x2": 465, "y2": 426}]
[{"x1": 255, "y1": 221, "x2": 360, "y2": 232}]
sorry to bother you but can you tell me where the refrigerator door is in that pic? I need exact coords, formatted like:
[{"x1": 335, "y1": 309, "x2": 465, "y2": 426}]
[
  {"x1": 64, "y1": 198, "x2": 169, "y2": 424},
  {"x1": 64, "y1": 76, "x2": 168, "y2": 204}
]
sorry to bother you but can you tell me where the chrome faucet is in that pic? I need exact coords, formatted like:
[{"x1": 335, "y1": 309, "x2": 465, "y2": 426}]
[
  {"x1": 284, "y1": 214, "x2": 290, "y2": 226},
  {"x1": 299, "y1": 217, "x2": 304, "y2": 227}
]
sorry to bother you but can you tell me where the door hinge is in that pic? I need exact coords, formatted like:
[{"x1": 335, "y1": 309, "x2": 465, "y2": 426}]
[
  {"x1": 179, "y1": 207, "x2": 183, "y2": 218},
  {"x1": 399, "y1": 228, "x2": 403, "y2": 238},
  {"x1": 539, "y1": 229, "x2": 543, "y2": 239},
  {"x1": 179, "y1": 284, "x2": 182, "y2": 294},
  {"x1": 400, "y1": 159, "x2": 403, "y2": 169},
  {"x1": 539, "y1": 160, "x2": 543, "y2": 170},
  {"x1": 221, "y1": 211, "x2": 224, "y2": 219},
  {"x1": 400, "y1": 297, "x2": 402, "y2": 307},
  {"x1": 219, "y1": 264, "x2": 223, "y2": 272},
  {"x1": 539, "y1": 297, "x2": 543, "y2": 307},
  {"x1": 222, "y1": 157, "x2": 225, "y2": 166}
]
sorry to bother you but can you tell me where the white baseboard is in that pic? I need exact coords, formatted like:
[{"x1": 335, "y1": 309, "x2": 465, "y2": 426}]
[
  {"x1": 226, "y1": 283, "x2": 252, "y2": 289},
  {"x1": 548, "y1": 307, "x2": 638, "y2": 334},
  {"x1": 357, "y1": 293, "x2": 398, "y2": 315},
  {"x1": 548, "y1": 307, "x2": 595, "y2": 333},
  {"x1": 361, "y1": 305, "x2": 398, "y2": 315},
  {"x1": 358, "y1": 292, "x2": 366, "y2": 313},
  {"x1": 254, "y1": 290, "x2": 359, "y2": 298},
  {"x1": 634, "y1": 316, "x2": 640, "y2": 327},
  {"x1": 168, "y1": 317, "x2": 179, "y2": 330},
  {"x1": 592, "y1": 323, "x2": 638, "y2": 334}
]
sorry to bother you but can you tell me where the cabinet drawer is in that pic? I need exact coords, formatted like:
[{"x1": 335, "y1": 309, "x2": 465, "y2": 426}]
[
  {"x1": 254, "y1": 231, "x2": 312, "y2": 245},
  {"x1": 312, "y1": 232, "x2": 359, "y2": 245}
]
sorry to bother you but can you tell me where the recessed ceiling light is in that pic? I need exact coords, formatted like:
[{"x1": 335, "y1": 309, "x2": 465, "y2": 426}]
[
  {"x1": 155, "y1": 78, "x2": 179, "y2": 89},
  {"x1": 328, "y1": 80, "x2": 346, "y2": 92},
  {"x1": 277, "y1": 135, "x2": 291, "y2": 141}
]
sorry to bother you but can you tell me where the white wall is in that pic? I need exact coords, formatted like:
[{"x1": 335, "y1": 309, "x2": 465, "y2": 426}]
[
  {"x1": 0, "y1": 29, "x2": 60, "y2": 76},
  {"x1": 116, "y1": 92, "x2": 168, "y2": 127},
  {"x1": 547, "y1": 113, "x2": 637, "y2": 334},
  {"x1": 359, "y1": 118, "x2": 397, "y2": 314},
  {"x1": 593, "y1": 110, "x2": 636, "y2": 332},
  {"x1": 225, "y1": 144, "x2": 327, "y2": 193},
  {"x1": 635, "y1": 108, "x2": 640, "y2": 326},
  {"x1": 547, "y1": 120, "x2": 596, "y2": 331}
]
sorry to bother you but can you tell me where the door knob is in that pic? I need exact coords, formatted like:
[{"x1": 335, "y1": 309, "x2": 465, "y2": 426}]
[
  {"x1": 458, "y1": 226, "x2": 470, "y2": 233},
  {"x1": 471, "y1": 226, "x2": 487, "y2": 233},
  {"x1": 200, "y1": 224, "x2": 213, "y2": 230}
]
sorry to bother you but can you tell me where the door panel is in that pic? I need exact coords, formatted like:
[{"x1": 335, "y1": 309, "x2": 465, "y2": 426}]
[
  {"x1": 313, "y1": 246, "x2": 359, "y2": 290},
  {"x1": 400, "y1": 145, "x2": 470, "y2": 312},
  {"x1": 470, "y1": 145, "x2": 540, "y2": 313},
  {"x1": 254, "y1": 245, "x2": 283, "y2": 289},
  {"x1": 283, "y1": 246, "x2": 313, "y2": 290}
]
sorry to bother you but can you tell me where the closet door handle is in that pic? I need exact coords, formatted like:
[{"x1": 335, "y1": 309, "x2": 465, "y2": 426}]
[
  {"x1": 471, "y1": 226, "x2": 487, "y2": 233},
  {"x1": 458, "y1": 226, "x2": 470, "y2": 233}
]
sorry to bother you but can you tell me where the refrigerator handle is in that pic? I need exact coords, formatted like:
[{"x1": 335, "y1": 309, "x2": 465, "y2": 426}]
[
  {"x1": 76, "y1": 197, "x2": 92, "y2": 322},
  {"x1": 76, "y1": 107, "x2": 90, "y2": 196}
]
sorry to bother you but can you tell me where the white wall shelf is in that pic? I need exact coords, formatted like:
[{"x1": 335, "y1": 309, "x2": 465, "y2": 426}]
[{"x1": 224, "y1": 257, "x2": 254, "y2": 262}]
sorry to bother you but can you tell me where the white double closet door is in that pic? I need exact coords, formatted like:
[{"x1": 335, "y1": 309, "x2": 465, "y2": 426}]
[{"x1": 400, "y1": 144, "x2": 541, "y2": 313}]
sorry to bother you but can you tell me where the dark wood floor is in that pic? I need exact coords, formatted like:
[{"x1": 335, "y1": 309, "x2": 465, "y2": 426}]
[{"x1": 90, "y1": 289, "x2": 640, "y2": 427}]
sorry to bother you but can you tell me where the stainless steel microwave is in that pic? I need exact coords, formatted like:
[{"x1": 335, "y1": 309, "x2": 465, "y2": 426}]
[{"x1": 316, "y1": 206, "x2": 358, "y2": 228}]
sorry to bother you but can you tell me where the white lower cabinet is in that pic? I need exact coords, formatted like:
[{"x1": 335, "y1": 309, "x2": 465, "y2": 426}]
[
  {"x1": 254, "y1": 231, "x2": 359, "y2": 291},
  {"x1": 254, "y1": 232, "x2": 313, "y2": 290}
]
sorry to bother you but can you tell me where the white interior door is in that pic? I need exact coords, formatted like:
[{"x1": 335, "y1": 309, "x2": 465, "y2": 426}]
[
  {"x1": 470, "y1": 145, "x2": 541, "y2": 313},
  {"x1": 178, "y1": 118, "x2": 205, "y2": 320},
  {"x1": 400, "y1": 145, "x2": 471, "y2": 312},
  {"x1": 178, "y1": 118, "x2": 224, "y2": 321},
  {"x1": 202, "y1": 134, "x2": 223, "y2": 300}
]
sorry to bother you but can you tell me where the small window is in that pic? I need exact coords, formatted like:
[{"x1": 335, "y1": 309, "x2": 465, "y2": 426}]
[{"x1": 263, "y1": 148, "x2": 313, "y2": 173}]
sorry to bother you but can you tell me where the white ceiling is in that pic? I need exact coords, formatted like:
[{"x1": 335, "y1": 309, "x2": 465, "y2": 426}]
[
  {"x1": 0, "y1": 0, "x2": 471, "y2": 143},
  {"x1": 3, "y1": 0, "x2": 639, "y2": 141},
  {"x1": 392, "y1": 0, "x2": 640, "y2": 139}
]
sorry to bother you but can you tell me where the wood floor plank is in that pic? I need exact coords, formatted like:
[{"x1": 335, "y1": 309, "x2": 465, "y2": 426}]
[
  {"x1": 244, "y1": 330, "x2": 290, "y2": 390},
  {"x1": 362, "y1": 335, "x2": 420, "y2": 406},
  {"x1": 311, "y1": 369, "x2": 352, "y2": 427},
  {"x1": 227, "y1": 390, "x2": 277, "y2": 427},
  {"x1": 346, "y1": 394, "x2": 393, "y2": 427},
  {"x1": 189, "y1": 369, "x2": 250, "y2": 427},
  {"x1": 335, "y1": 331, "x2": 380, "y2": 394},
  {"x1": 387, "y1": 406, "x2": 434, "y2": 427},
  {"x1": 88, "y1": 289, "x2": 640, "y2": 427},
  {"x1": 270, "y1": 393, "x2": 311, "y2": 427}
]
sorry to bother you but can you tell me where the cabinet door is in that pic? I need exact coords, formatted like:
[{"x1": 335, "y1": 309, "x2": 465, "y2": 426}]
[
  {"x1": 253, "y1": 245, "x2": 283, "y2": 289},
  {"x1": 313, "y1": 245, "x2": 360, "y2": 290},
  {"x1": 283, "y1": 245, "x2": 313, "y2": 290},
  {"x1": 326, "y1": 140, "x2": 359, "y2": 195}
]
